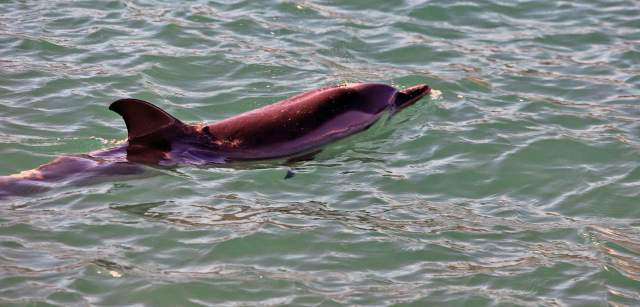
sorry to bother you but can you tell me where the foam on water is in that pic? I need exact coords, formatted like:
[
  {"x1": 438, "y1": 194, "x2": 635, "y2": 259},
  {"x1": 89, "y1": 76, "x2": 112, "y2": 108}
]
[{"x1": 1, "y1": 0, "x2": 639, "y2": 305}]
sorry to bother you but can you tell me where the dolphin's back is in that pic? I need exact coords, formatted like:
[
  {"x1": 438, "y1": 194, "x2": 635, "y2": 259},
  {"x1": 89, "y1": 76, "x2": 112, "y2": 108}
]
[{"x1": 204, "y1": 84, "x2": 398, "y2": 158}]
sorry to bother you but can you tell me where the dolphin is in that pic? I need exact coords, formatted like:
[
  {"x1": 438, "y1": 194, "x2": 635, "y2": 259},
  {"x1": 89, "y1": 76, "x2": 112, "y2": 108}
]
[{"x1": 0, "y1": 83, "x2": 430, "y2": 197}]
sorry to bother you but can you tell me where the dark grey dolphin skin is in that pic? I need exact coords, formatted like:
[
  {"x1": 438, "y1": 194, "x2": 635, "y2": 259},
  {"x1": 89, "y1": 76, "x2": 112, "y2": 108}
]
[{"x1": 0, "y1": 83, "x2": 430, "y2": 197}]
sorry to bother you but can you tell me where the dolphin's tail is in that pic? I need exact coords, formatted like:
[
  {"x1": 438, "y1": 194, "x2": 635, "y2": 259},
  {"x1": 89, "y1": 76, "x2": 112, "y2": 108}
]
[
  {"x1": 394, "y1": 84, "x2": 431, "y2": 110},
  {"x1": 0, "y1": 155, "x2": 146, "y2": 198}
]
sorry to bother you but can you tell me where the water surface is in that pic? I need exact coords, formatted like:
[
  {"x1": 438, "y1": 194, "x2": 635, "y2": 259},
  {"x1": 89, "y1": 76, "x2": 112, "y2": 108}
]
[{"x1": 1, "y1": 0, "x2": 640, "y2": 305}]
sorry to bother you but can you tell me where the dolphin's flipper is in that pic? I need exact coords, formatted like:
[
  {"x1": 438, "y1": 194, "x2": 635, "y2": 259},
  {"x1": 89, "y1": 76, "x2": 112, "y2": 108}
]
[
  {"x1": 284, "y1": 169, "x2": 296, "y2": 179},
  {"x1": 283, "y1": 149, "x2": 323, "y2": 179},
  {"x1": 109, "y1": 99, "x2": 187, "y2": 147}
]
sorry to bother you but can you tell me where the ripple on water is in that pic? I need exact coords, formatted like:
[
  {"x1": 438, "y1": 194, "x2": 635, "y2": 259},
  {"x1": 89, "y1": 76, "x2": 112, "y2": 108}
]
[{"x1": 1, "y1": 0, "x2": 640, "y2": 305}]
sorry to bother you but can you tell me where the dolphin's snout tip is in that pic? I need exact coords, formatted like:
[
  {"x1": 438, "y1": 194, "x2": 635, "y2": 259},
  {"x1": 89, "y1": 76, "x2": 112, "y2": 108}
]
[
  {"x1": 395, "y1": 84, "x2": 431, "y2": 109},
  {"x1": 400, "y1": 84, "x2": 431, "y2": 98}
]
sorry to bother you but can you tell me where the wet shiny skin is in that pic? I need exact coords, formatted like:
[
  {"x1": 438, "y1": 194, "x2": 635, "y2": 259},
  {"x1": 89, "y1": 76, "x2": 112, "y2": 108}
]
[
  {"x1": 2, "y1": 0, "x2": 639, "y2": 304},
  {"x1": 1, "y1": 83, "x2": 429, "y2": 196}
]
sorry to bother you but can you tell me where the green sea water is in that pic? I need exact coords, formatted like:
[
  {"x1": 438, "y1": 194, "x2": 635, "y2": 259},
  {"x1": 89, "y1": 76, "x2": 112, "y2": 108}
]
[{"x1": 1, "y1": 0, "x2": 640, "y2": 305}]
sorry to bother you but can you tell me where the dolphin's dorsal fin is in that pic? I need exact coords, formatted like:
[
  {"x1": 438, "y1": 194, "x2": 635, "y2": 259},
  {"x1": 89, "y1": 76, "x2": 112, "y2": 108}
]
[{"x1": 109, "y1": 98, "x2": 185, "y2": 146}]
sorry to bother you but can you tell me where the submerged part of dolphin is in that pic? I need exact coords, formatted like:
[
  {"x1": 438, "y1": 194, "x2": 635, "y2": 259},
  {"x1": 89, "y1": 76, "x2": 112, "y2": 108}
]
[{"x1": 0, "y1": 83, "x2": 430, "y2": 197}]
